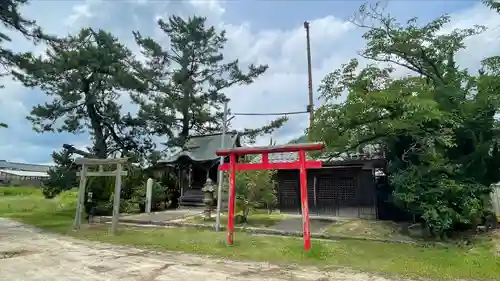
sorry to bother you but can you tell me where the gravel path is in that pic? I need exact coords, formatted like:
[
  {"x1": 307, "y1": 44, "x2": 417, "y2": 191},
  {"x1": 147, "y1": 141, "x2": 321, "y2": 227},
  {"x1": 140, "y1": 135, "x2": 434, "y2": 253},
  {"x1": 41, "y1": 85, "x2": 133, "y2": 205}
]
[{"x1": 0, "y1": 218, "x2": 402, "y2": 281}]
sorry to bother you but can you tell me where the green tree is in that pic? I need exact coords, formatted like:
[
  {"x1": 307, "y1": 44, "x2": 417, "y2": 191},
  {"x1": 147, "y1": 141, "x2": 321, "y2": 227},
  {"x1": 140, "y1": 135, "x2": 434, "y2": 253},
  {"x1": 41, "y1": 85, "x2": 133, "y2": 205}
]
[
  {"x1": 483, "y1": 0, "x2": 500, "y2": 13},
  {"x1": 42, "y1": 148, "x2": 77, "y2": 198},
  {"x1": 1, "y1": 0, "x2": 48, "y2": 77},
  {"x1": 132, "y1": 15, "x2": 286, "y2": 147},
  {"x1": 14, "y1": 28, "x2": 151, "y2": 159},
  {"x1": 1, "y1": 0, "x2": 55, "y2": 127},
  {"x1": 230, "y1": 171, "x2": 277, "y2": 221},
  {"x1": 312, "y1": 3, "x2": 500, "y2": 237},
  {"x1": 221, "y1": 156, "x2": 277, "y2": 221},
  {"x1": 14, "y1": 28, "x2": 152, "y2": 211}
]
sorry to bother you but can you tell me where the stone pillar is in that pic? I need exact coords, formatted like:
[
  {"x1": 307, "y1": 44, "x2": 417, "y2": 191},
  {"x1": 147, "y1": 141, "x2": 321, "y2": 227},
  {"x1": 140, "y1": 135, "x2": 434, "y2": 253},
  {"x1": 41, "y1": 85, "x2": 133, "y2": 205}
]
[
  {"x1": 145, "y1": 178, "x2": 154, "y2": 213},
  {"x1": 202, "y1": 178, "x2": 215, "y2": 220}
]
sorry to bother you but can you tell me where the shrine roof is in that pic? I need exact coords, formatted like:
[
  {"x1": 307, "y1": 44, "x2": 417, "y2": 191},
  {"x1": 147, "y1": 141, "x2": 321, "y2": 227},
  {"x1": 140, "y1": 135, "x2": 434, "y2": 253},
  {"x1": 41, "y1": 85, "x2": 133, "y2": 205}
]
[{"x1": 159, "y1": 133, "x2": 240, "y2": 165}]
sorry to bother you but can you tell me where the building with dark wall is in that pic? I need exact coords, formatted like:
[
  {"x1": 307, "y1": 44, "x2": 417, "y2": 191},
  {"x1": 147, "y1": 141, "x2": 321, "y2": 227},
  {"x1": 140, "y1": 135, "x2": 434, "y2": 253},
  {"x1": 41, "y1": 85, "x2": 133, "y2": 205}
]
[
  {"x1": 253, "y1": 150, "x2": 384, "y2": 219},
  {"x1": 276, "y1": 159, "x2": 384, "y2": 219},
  {"x1": 0, "y1": 160, "x2": 52, "y2": 186}
]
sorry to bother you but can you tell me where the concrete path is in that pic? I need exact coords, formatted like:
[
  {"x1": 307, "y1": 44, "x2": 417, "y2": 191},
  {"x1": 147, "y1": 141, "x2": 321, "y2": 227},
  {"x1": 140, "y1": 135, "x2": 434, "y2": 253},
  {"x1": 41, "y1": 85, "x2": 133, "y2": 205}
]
[{"x1": 0, "y1": 218, "x2": 401, "y2": 281}]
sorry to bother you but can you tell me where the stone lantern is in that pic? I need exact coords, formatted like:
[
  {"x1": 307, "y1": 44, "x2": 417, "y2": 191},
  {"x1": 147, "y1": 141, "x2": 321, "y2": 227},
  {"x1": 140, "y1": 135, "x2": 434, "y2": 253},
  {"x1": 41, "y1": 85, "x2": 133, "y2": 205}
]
[{"x1": 201, "y1": 177, "x2": 215, "y2": 220}]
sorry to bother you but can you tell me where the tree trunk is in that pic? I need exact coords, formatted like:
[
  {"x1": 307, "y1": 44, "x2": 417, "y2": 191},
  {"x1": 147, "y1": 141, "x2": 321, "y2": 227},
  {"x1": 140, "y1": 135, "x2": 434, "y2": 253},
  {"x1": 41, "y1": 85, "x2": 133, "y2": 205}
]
[
  {"x1": 242, "y1": 206, "x2": 250, "y2": 222},
  {"x1": 82, "y1": 77, "x2": 107, "y2": 158},
  {"x1": 82, "y1": 80, "x2": 109, "y2": 218},
  {"x1": 86, "y1": 102, "x2": 107, "y2": 158}
]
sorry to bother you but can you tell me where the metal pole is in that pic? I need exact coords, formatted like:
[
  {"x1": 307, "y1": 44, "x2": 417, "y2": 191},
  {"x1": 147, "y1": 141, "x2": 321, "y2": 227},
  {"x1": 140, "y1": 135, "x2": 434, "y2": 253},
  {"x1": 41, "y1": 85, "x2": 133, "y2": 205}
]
[
  {"x1": 215, "y1": 101, "x2": 228, "y2": 232},
  {"x1": 304, "y1": 21, "x2": 314, "y2": 142}
]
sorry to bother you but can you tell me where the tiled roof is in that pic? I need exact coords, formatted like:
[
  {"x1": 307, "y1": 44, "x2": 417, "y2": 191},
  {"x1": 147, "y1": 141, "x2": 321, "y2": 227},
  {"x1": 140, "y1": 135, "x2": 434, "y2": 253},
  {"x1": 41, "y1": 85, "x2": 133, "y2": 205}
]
[
  {"x1": 0, "y1": 160, "x2": 51, "y2": 173},
  {"x1": 159, "y1": 133, "x2": 240, "y2": 164},
  {"x1": 0, "y1": 169, "x2": 49, "y2": 177},
  {"x1": 284, "y1": 135, "x2": 384, "y2": 162}
]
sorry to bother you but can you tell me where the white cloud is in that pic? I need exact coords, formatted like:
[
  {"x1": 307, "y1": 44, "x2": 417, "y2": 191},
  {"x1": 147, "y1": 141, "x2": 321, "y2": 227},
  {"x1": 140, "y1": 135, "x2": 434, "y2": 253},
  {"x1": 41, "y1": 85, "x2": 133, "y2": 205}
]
[
  {"x1": 219, "y1": 16, "x2": 357, "y2": 143},
  {"x1": 134, "y1": 0, "x2": 150, "y2": 5},
  {"x1": 64, "y1": 0, "x2": 99, "y2": 27},
  {"x1": 2, "y1": 0, "x2": 500, "y2": 163},
  {"x1": 447, "y1": 4, "x2": 500, "y2": 71},
  {"x1": 188, "y1": 0, "x2": 226, "y2": 18}
]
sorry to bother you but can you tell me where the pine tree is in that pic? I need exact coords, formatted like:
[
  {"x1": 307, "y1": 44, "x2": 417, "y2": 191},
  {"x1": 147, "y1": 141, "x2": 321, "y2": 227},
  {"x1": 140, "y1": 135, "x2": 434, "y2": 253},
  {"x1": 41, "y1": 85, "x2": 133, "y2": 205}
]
[
  {"x1": 133, "y1": 15, "x2": 286, "y2": 148},
  {"x1": 1, "y1": 0, "x2": 54, "y2": 128},
  {"x1": 42, "y1": 149, "x2": 77, "y2": 198},
  {"x1": 14, "y1": 28, "x2": 151, "y2": 159},
  {"x1": 15, "y1": 28, "x2": 152, "y2": 205}
]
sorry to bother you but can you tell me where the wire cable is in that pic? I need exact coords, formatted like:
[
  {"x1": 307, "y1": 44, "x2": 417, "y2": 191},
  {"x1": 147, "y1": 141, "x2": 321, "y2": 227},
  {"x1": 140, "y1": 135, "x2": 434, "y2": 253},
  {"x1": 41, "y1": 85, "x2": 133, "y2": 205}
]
[{"x1": 232, "y1": 110, "x2": 308, "y2": 116}]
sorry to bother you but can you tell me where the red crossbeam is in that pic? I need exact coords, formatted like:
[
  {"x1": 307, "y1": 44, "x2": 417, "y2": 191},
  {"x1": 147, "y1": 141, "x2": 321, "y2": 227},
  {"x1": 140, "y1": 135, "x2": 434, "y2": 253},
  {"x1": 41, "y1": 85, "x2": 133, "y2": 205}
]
[
  {"x1": 219, "y1": 161, "x2": 322, "y2": 171},
  {"x1": 216, "y1": 142, "x2": 324, "y2": 156}
]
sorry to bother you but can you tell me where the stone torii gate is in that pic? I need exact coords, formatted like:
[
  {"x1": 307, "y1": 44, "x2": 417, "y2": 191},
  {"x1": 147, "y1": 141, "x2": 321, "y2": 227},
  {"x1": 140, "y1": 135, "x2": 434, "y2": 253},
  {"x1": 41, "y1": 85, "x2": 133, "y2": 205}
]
[
  {"x1": 216, "y1": 142, "x2": 324, "y2": 251},
  {"x1": 73, "y1": 157, "x2": 128, "y2": 235}
]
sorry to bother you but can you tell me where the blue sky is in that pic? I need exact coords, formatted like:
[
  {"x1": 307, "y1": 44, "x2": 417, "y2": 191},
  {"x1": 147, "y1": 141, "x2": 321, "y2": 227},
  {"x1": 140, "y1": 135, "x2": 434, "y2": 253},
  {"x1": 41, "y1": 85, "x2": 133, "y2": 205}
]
[{"x1": 0, "y1": 0, "x2": 497, "y2": 164}]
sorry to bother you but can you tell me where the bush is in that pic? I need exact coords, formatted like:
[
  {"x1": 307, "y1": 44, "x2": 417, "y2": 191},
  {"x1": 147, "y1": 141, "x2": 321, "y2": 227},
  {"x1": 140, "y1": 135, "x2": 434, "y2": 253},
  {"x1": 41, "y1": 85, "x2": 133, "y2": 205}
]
[
  {"x1": 391, "y1": 166, "x2": 493, "y2": 238},
  {"x1": 132, "y1": 181, "x2": 168, "y2": 212},
  {"x1": 223, "y1": 164, "x2": 277, "y2": 222}
]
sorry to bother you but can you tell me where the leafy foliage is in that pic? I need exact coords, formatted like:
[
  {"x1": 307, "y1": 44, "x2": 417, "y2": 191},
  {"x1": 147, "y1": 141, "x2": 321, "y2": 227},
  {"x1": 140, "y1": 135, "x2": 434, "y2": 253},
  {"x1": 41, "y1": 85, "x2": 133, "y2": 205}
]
[
  {"x1": 42, "y1": 149, "x2": 77, "y2": 199},
  {"x1": 13, "y1": 27, "x2": 161, "y2": 211},
  {"x1": 14, "y1": 28, "x2": 152, "y2": 159},
  {"x1": 312, "y1": 3, "x2": 500, "y2": 236},
  {"x1": 85, "y1": 164, "x2": 150, "y2": 216},
  {"x1": 1, "y1": 0, "x2": 49, "y2": 78},
  {"x1": 223, "y1": 156, "x2": 277, "y2": 221},
  {"x1": 483, "y1": 0, "x2": 500, "y2": 13},
  {"x1": 1, "y1": 0, "x2": 55, "y2": 127}
]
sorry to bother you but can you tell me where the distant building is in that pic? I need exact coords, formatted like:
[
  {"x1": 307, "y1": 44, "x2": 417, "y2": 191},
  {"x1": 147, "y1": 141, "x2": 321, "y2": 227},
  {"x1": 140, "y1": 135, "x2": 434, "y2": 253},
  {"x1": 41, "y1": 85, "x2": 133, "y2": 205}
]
[{"x1": 0, "y1": 160, "x2": 52, "y2": 187}]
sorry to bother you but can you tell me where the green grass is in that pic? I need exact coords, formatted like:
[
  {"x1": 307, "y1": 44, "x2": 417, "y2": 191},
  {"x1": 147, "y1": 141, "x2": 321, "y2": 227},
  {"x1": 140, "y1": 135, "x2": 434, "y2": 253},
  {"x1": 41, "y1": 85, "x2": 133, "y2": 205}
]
[
  {"x1": 0, "y1": 187, "x2": 78, "y2": 232},
  {"x1": 327, "y1": 219, "x2": 416, "y2": 241},
  {"x1": 185, "y1": 212, "x2": 285, "y2": 227},
  {"x1": 1, "y1": 186, "x2": 500, "y2": 280}
]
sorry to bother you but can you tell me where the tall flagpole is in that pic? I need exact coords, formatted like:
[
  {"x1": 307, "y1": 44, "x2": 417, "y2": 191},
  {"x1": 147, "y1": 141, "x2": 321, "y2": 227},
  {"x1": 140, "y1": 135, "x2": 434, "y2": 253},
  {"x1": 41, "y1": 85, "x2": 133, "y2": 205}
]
[
  {"x1": 215, "y1": 101, "x2": 228, "y2": 232},
  {"x1": 304, "y1": 21, "x2": 314, "y2": 141}
]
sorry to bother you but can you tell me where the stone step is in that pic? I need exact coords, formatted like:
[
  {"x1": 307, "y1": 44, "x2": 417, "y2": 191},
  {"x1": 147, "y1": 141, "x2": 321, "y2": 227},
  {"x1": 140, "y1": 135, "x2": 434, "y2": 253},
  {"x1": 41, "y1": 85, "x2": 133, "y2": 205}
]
[{"x1": 179, "y1": 201, "x2": 205, "y2": 207}]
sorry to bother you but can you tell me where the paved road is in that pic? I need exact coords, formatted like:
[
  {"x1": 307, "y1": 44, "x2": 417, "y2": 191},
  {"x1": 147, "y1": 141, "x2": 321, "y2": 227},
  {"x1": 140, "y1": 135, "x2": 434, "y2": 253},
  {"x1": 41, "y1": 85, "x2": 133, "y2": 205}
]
[{"x1": 0, "y1": 218, "x2": 399, "y2": 281}]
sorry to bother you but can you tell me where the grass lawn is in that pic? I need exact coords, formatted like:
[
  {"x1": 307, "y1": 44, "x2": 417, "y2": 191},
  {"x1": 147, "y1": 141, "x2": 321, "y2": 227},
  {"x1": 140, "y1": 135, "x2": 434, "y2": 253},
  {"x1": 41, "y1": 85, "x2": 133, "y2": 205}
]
[
  {"x1": 185, "y1": 212, "x2": 285, "y2": 227},
  {"x1": 1, "y1": 187, "x2": 500, "y2": 280},
  {"x1": 327, "y1": 219, "x2": 416, "y2": 241}
]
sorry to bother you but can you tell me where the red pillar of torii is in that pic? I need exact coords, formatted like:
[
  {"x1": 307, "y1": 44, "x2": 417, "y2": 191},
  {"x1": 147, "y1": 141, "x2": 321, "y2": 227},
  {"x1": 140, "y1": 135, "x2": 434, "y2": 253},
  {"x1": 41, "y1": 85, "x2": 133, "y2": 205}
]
[{"x1": 216, "y1": 142, "x2": 324, "y2": 251}]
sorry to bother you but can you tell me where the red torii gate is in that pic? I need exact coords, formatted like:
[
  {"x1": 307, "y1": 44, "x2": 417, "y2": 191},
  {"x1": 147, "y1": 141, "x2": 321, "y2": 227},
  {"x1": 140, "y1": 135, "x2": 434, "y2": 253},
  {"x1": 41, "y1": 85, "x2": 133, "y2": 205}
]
[{"x1": 216, "y1": 142, "x2": 325, "y2": 251}]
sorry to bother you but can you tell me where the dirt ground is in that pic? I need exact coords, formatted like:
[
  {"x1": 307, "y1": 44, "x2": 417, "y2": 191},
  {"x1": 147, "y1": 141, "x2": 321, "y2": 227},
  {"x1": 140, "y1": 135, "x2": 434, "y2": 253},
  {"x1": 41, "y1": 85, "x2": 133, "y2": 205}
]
[{"x1": 0, "y1": 218, "x2": 405, "y2": 281}]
